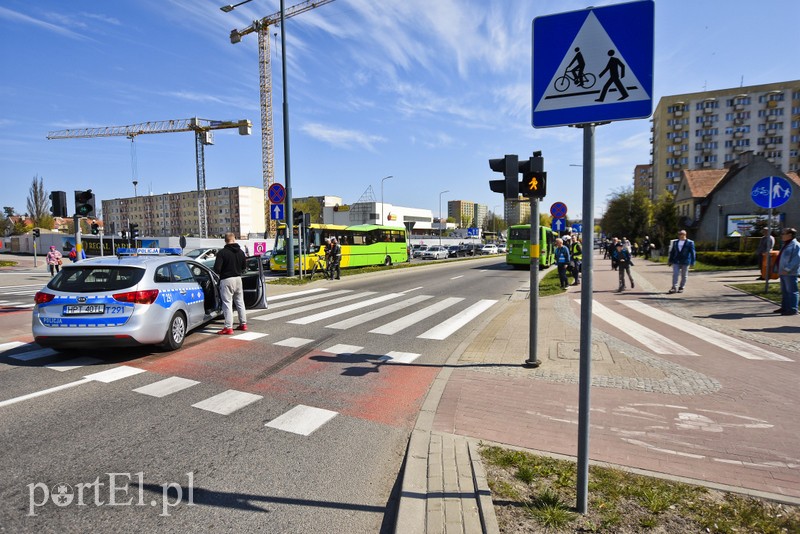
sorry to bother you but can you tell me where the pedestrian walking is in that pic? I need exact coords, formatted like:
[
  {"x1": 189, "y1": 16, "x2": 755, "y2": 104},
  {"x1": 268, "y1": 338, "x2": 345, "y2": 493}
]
[
  {"x1": 755, "y1": 227, "x2": 775, "y2": 280},
  {"x1": 608, "y1": 237, "x2": 620, "y2": 270},
  {"x1": 46, "y1": 245, "x2": 62, "y2": 277},
  {"x1": 775, "y1": 227, "x2": 799, "y2": 316},
  {"x1": 554, "y1": 237, "x2": 571, "y2": 289},
  {"x1": 68, "y1": 247, "x2": 78, "y2": 263},
  {"x1": 213, "y1": 232, "x2": 247, "y2": 335},
  {"x1": 569, "y1": 236, "x2": 582, "y2": 285},
  {"x1": 612, "y1": 242, "x2": 634, "y2": 291},
  {"x1": 667, "y1": 229, "x2": 696, "y2": 294},
  {"x1": 329, "y1": 237, "x2": 342, "y2": 280}
]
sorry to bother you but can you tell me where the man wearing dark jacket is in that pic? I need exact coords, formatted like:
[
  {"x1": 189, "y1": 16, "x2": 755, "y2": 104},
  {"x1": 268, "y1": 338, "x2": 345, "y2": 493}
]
[{"x1": 213, "y1": 233, "x2": 247, "y2": 335}]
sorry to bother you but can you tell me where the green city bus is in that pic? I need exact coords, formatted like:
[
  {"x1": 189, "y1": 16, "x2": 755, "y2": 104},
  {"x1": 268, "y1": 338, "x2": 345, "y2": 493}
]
[
  {"x1": 506, "y1": 224, "x2": 555, "y2": 269},
  {"x1": 270, "y1": 223, "x2": 408, "y2": 273}
]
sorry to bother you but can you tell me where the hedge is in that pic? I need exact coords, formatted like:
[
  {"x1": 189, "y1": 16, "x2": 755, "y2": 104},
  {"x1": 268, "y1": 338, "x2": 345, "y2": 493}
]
[{"x1": 695, "y1": 251, "x2": 757, "y2": 266}]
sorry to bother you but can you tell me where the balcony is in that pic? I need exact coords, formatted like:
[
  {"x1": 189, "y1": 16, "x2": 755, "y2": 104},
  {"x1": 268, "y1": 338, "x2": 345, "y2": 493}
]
[
  {"x1": 767, "y1": 143, "x2": 776, "y2": 149},
  {"x1": 767, "y1": 115, "x2": 777, "y2": 122},
  {"x1": 733, "y1": 131, "x2": 743, "y2": 138},
  {"x1": 703, "y1": 107, "x2": 714, "y2": 115},
  {"x1": 766, "y1": 129, "x2": 777, "y2": 136},
  {"x1": 703, "y1": 121, "x2": 713, "y2": 128},
  {"x1": 767, "y1": 100, "x2": 778, "y2": 109},
  {"x1": 734, "y1": 104, "x2": 745, "y2": 111},
  {"x1": 702, "y1": 134, "x2": 713, "y2": 141},
  {"x1": 702, "y1": 161, "x2": 712, "y2": 168},
  {"x1": 673, "y1": 137, "x2": 683, "y2": 144},
  {"x1": 672, "y1": 163, "x2": 682, "y2": 170},
  {"x1": 673, "y1": 150, "x2": 682, "y2": 156},
  {"x1": 673, "y1": 124, "x2": 683, "y2": 131},
  {"x1": 733, "y1": 118, "x2": 744, "y2": 125},
  {"x1": 703, "y1": 148, "x2": 713, "y2": 155},
  {"x1": 674, "y1": 110, "x2": 683, "y2": 117}
]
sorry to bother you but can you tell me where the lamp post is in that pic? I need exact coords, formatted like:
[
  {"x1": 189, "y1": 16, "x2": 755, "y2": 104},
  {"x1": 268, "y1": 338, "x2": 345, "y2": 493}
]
[
  {"x1": 132, "y1": 180, "x2": 138, "y2": 198},
  {"x1": 220, "y1": 0, "x2": 254, "y2": 12},
  {"x1": 439, "y1": 190, "x2": 449, "y2": 247},
  {"x1": 381, "y1": 175, "x2": 393, "y2": 224},
  {"x1": 493, "y1": 204, "x2": 500, "y2": 235}
]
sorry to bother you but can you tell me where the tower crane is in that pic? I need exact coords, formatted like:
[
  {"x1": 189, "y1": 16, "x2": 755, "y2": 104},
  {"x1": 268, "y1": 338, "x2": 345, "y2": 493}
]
[
  {"x1": 228, "y1": 0, "x2": 335, "y2": 237},
  {"x1": 47, "y1": 117, "x2": 251, "y2": 238}
]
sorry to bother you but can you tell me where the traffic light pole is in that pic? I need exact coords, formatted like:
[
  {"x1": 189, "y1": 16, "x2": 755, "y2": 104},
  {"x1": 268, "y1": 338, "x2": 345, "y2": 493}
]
[
  {"x1": 525, "y1": 199, "x2": 541, "y2": 367},
  {"x1": 74, "y1": 215, "x2": 83, "y2": 261}
]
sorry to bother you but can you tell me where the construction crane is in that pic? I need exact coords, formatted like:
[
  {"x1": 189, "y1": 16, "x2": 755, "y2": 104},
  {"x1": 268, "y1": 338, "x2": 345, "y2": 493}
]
[
  {"x1": 47, "y1": 117, "x2": 252, "y2": 238},
  {"x1": 228, "y1": 0, "x2": 335, "y2": 237}
]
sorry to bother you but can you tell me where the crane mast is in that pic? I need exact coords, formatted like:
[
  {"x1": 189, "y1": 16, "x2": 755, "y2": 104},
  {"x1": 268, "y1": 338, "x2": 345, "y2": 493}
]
[
  {"x1": 47, "y1": 118, "x2": 251, "y2": 238},
  {"x1": 230, "y1": 0, "x2": 335, "y2": 237}
]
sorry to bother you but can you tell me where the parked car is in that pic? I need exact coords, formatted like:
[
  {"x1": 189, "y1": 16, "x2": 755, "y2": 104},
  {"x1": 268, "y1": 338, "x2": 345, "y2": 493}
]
[
  {"x1": 480, "y1": 244, "x2": 499, "y2": 255},
  {"x1": 32, "y1": 249, "x2": 266, "y2": 351},
  {"x1": 447, "y1": 245, "x2": 462, "y2": 258},
  {"x1": 497, "y1": 244, "x2": 507, "y2": 254},
  {"x1": 458, "y1": 243, "x2": 480, "y2": 256},
  {"x1": 412, "y1": 244, "x2": 429, "y2": 258},
  {"x1": 422, "y1": 245, "x2": 448, "y2": 260},
  {"x1": 184, "y1": 247, "x2": 220, "y2": 268}
]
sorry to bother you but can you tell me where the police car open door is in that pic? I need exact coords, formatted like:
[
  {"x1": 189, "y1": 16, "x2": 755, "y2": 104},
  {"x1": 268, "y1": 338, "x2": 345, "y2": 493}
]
[{"x1": 242, "y1": 255, "x2": 268, "y2": 309}]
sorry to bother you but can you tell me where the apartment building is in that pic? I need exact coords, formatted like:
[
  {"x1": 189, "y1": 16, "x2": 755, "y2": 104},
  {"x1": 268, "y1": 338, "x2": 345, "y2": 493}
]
[
  {"x1": 102, "y1": 186, "x2": 265, "y2": 238},
  {"x1": 447, "y1": 200, "x2": 488, "y2": 228},
  {"x1": 650, "y1": 80, "x2": 800, "y2": 200}
]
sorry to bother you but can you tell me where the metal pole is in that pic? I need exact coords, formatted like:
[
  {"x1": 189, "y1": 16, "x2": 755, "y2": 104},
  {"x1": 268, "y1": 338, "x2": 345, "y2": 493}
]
[
  {"x1": 33, "y1": 237, "x2": 37, "y2": 268},
  {"x1": 74, "y1": 215, "x2": 83, "y2": 262},
  {"x1": 576, "y1": 123, "x2": 595, "y2": 514},
  {"x1": 280, "y1": 0, "x2": 295, "y2": 277},
  {"x1": 381, "y1": 175, "x2": 393, "y2": 224},
  {"x1": 439, "y1": 190, "x2": 449, "y2": 247},
  {"x1": 525, "y1": 199, "x2": 541, "y2": 367},
  {"x1": 764, "y1": 204, "x2": 773, "y2": 293}
]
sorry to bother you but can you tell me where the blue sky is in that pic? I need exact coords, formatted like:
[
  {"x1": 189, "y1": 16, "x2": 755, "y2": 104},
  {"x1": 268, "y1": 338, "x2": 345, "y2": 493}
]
[{"x1": 2, "y1": 0, "x2": 799, "y2": 222}]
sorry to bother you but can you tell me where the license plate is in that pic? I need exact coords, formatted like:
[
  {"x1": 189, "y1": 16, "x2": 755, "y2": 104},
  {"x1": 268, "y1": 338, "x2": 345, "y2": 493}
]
[{"x1": 63, "y1": 304, "x2": 105, "y2": 315}]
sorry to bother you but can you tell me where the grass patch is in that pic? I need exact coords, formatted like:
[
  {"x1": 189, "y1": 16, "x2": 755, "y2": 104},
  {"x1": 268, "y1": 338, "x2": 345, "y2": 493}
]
[
  {"x1": 729, "y1": 282, "x2": 783, "y2": 304},
  {"x1": 647, "y1": 256, "x2": 756, "y2": 272},
  {"x1": 0, "y1": 260, "x2": 18, "y2": 267},
  {"x1": 480, "y1": 444, "x2": 800, "y2": 533}
]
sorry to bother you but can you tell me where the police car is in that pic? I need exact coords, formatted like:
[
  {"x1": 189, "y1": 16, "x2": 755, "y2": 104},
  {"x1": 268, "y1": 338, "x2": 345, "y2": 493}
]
[{"x1": 32, "y1": 248, "x2": 266, "y2": 351}]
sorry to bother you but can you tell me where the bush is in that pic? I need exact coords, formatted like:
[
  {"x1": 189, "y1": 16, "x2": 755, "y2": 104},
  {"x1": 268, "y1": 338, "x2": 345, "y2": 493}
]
[{"x1": 695, "y1": 251, "x2": 756, "y2": 266}]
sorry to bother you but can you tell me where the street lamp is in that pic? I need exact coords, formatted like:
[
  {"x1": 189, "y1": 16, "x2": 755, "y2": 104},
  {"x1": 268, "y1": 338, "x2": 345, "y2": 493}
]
[
  {"x1": 439, "y1": 190, "x2": 449, "y2": 247},
  {"x1": 132, "y1": 180, "x2": 138, "y2": 197},
  {"x1": 493, "y1": 204, "x2": 500, "y2": 235},
  {"x1": 220, "y1": 0, "x2": 254, "y2": 12},
  {"x1": 381, "y1": 175, "x2": 393, "y2": 224}
]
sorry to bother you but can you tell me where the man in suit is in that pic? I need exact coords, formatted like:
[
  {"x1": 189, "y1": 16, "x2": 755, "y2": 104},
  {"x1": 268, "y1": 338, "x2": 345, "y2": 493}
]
[{"x1": 667, "y1": 229, "x2": 696, "y2": 294}]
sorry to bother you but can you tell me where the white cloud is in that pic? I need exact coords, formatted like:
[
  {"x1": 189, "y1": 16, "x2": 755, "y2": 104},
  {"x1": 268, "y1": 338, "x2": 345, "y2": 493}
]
[
  {"x1": 301, "y1": 122, "x2": 386, "y2": 151},
  {"x1": 0, "y1": 6, "x2": 91, "y2": 41}
]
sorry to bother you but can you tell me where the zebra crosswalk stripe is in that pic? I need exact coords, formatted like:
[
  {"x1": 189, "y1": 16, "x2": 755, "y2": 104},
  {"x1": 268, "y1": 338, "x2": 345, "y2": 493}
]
[
  {"x1": 619, "y1": 300, "x2": 793, "y2": 362},
  {"x1": 325, "y1": 294, "x2": 433, "y2": 330},
  {"x1": 252, "y1": 291, "x2": 376, "y2": 321},
  {"x1": 370, "y1": 297, "x2": 464, "y2": 335},
  {"x1": 266, "y1": 289, "x2": 351, "y2": 310},
  {"x1": 288, "y1": 293, "x2": 403, "y2": 325},
  {"x1": 418, "y1": 299, "x2": 497, "y2": 340}
]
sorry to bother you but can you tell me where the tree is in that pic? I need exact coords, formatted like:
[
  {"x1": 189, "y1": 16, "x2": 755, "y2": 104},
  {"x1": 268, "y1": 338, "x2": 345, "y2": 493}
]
[
  {"x1": 3, "y1": 207, "x2": 15, "y2": 218},
  {"x1": 651, "y1": 191, "x2": 678, "y2": 253},
  {"x1": 293, "y1": 198, "x2": 322, "y2": 223},
  {"x1": 27, "y1": 175, "x2": 51, "y2": 226},
  {"x1": 601, "y1": 187, "x2": 653, "y2": 241}
]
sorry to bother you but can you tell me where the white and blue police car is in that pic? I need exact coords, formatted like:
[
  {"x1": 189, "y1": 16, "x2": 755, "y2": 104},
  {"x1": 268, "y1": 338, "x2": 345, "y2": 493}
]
[{"x1": 32, "y1": 248, "x2": 266, "y2": 351}]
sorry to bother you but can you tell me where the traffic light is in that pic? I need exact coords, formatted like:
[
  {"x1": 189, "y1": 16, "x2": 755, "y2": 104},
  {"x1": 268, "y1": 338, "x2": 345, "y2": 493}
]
[
  {"x1": 50, "y1": 191, "x2": 67, "y2": 218},
  {"x1": 91, "y1": 222, "x2": 99, "y2": 235},
  {"x1": 519, "y1": 151, "x2": 547, "y2": 199},
  {"x1": 488, "y1": 154, "x2": 519, "y2": 200},
  {"x1": 74, "y1": 190, "x2": 96, "y2": 217},
  {"x1": 129, "y1": 223, "x2": 139, "y2": 239},
  {"x1": 293, "y1": 210, "x2": 304, "y2": 225},
  {"x1": 32, "y1": 228, "x2": 41, "y2": 238}
]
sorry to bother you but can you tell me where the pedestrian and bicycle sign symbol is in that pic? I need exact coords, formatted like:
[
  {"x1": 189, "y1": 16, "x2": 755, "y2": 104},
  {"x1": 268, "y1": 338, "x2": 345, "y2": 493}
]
[
  {"x1": 268, "y1": 183, "x2": 286, "y2": 204},
  {"x1": 532, "y1": 0, "x2": 654, "y2": 128},
  {"x1": 751, "y1": 176, "x2": 792, "y2": 209}
]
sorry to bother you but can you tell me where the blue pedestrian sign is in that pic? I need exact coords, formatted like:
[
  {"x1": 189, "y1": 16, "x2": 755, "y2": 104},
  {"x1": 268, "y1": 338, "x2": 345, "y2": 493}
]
[
  {"x1": 268, "y1": 183, "x2": 286, "y2": 204},
  {"x1": 752, "y1": 176, "x2": 792, "y2": 209},
  {"x1": 572, "y1": 223, "x2": 583, "y2": 233},
  {"x1": 270, "y1": 203, "x2": 285, "y2": 221},
  {"x1": 552, "y1": 218, "x2": 567, "y2": 233},
  {"x1": 532, "y1": 1, "x2": 654, "y2": 128}
]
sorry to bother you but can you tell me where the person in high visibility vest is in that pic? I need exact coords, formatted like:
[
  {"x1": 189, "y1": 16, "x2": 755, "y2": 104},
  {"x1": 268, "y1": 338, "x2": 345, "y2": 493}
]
[{"x1": 569, "y1": 235, "x2": 582, "y2": 286}]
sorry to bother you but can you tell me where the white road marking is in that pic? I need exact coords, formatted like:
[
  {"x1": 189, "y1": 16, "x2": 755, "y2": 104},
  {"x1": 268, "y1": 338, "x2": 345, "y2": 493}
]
[
  {"x1": 274, "y1": 337, "x2": 314, "y2": 348},
  {"x1": 418, "y1": 299, "x2": 497, "y2": 340},
  {"x1": 369, "y1": 297, "x2": 464, "y2": 335},
  {"x1": 133, "y1": 376, "x2": 200, "y2": 397},
  {"x1": 0, "y1": 378, "x2": 91, "y2": 408},
  {"x1": 325, "y1": 295, "x2": 433, "y2": 330},
  {"x1": 266, "y1": 289, "x2": 351, "y2": 310},
  {"x1": 1, "y1": 302, "x2": 23, "y2": 308},
  {"x1": 252, "y1": 292, "x2": 375, "y2": 321},
  {"x1": 379, "y1": 351, "x2": 421, "y2": 364},
  {"x1": 232, "y1": 332, "x2": 268, "y2": 341},
  {"x1": 8, "y1": 348, "x2": 58, "y2": 361},
  {"x1": 192, "y1": 390, "x2": 263, "y2": 415},
  {"x1": 400, "y1": 286, "x2": 424, "y2": 294},
  {"x1": 0, "y1": 341, "x2": 27, "y2": 354},
  {"x1": 620, "y1": 300, "x2": 793, "y2": 361},
  {"x1": 323, "y1": 344, "x2": 363, "y2": 355},
  {"x1": 450, "y1": 275, "x2": 464, "y2": 280},
  {"x1": 84, "y1": 365, "x2": 147, "y2": 383},
  {"x1": 585, "y1": 300, "x2": 698, "y2": 355},
  {"x1": 288, "y1": 293, "x2": 402, "y2": 325},
  {"x1": 265, "y1": 404, "x2": 338, "y2": 436},
  {"x1": 45, "y1": 356, "x2": 102, "y2": 371},
  {"x1": 268, "y1": 288, "x2": 328, "y2": 301}
]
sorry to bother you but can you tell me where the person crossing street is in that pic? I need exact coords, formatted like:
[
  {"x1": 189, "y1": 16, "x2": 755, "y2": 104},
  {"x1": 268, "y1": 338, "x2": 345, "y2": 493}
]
[{"x1": 213, "y1": 232, "x2": 247, "y2": 335}]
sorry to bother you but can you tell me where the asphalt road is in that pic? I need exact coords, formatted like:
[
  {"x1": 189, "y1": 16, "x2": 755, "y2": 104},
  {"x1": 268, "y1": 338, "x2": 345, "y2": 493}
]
[{"x1": 0, "y1": 255, "x2": 518, "y2": 533}]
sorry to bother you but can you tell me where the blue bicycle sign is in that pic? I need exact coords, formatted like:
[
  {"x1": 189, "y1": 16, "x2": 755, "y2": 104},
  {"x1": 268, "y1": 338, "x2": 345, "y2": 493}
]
[{"x1": 751, "y1": 176, "x2": 792, "y2": 209}]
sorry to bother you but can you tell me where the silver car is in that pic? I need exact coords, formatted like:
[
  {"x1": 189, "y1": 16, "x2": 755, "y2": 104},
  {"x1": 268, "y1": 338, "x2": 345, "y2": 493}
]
[{"x1": 32, "y1": 249, "x2": 266, "y2": 351}]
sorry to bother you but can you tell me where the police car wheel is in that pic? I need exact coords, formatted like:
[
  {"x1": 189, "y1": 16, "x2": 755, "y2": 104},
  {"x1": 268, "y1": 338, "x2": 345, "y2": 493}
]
[{"x1": 162, "y1": 312, "x2": 187, "y2": 351}]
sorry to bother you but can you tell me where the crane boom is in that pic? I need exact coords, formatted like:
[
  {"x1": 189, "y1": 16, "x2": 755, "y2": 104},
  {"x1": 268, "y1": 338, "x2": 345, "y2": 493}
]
[
  {"x1": 47, "y1": 117, "x2": 252, "y2": 238},
  {"x1": 229, "y1": 0, "x2": 335, "y2": 237}
]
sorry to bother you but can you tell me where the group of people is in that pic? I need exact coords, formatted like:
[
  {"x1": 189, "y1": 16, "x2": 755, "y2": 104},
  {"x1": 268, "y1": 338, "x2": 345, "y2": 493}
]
[{"x1": 554, "y1": 234, "x2": 582, "y2": 289}]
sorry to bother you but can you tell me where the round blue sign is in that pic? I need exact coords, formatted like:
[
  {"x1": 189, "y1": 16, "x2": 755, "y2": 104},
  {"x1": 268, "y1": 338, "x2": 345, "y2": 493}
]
[
  {"x1": 268, "y1": 183, "x2": 286, "y2": 204},
  {"x1": 550, "y1": 202, "x2": 568, "y2": 219},
  {"x1": 751, "y1": 176, "x2": 792, "y2": 209}
]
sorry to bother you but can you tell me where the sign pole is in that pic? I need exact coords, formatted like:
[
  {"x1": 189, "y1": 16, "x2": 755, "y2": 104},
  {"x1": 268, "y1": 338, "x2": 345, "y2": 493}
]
[
  {"x1": 764, "y1": 201, "x2": 773, "y2": 293},
  {"x1": 525, "y1": 198, "x2": 541, "y2": 367},
  {"x1": 576, "y1": 123, "x2": 595, "y2": 514}
]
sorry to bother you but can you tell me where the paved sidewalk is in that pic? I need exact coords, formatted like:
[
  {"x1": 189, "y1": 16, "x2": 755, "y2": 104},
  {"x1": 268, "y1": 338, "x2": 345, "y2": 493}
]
[{"x1": 395, "y1": 255, "x2": 800, "y2": 533}]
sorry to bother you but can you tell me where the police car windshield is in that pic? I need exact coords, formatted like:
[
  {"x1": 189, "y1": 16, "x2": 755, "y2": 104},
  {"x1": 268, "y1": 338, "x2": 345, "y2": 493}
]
[{"x1": 48, "y1": 267, "x2": 146, "y2": 293}]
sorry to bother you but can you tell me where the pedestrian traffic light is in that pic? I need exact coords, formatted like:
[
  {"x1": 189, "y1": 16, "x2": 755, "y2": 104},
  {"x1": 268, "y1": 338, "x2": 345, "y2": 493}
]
[
  {"x1": 49, "y1": 191, "x2": 67, "y2": 218},
  {"x1": 519, "y1": 151, "x2": 547, "y2": 199},
  {"x1": 74, "y1": 190, "x2": 96, "y2": 217},
  {"x1": 33, "y1": 228, "x2": 41, "y2": 238},
  {"x1": 293, "y1": 210, "x2": 304, "y2": 225},
  {"x1": 91, "y1": 222, "x2": 99, "y2": 235},
  {"x1": 129, "y1": 223, "x2": 139, "y2": 239},
  {"x1": 488, "y1": 154, "x2": 519, "y2": 200}
]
